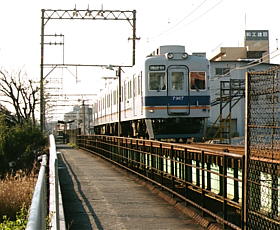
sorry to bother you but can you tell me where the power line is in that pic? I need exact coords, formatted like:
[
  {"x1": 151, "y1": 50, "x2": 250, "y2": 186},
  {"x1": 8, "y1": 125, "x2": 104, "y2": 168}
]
[
  {"x1": 151, "y1": 0, "x2": 209, "y2": 39},
  {"x1": 148, "y1": 0, "x2": 223, "y2": 42},
  {"x1": 210, "y1": 48, "x2": 280, "y2": 80}
]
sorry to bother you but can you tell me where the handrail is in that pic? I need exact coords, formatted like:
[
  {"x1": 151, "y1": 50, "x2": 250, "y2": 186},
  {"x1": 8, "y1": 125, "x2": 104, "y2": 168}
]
[
  {"x1": 26, "y1": 155, "x2": 48, "y2": 230},
  {"x1": 49, "y1": 134, "x2": 66, "y2": 230},
  {"x1": 26, "y1": 134, "x2": 65, "y2": 230},
  {"x1": 49, "y1": 134, "x2": 59, "y2": 229}
]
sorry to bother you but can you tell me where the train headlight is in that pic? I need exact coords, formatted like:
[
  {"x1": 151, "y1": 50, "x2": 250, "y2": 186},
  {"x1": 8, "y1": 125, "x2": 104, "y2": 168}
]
[
  {"x1": 182, "y1": 53, "x2": 188, "y2": 59},
  {"x1": 149, "y1": 109, "x2": 154, "y2": 113},
  {"x1": 167, "y1": 53, "x2": 174, "y2": 59}
]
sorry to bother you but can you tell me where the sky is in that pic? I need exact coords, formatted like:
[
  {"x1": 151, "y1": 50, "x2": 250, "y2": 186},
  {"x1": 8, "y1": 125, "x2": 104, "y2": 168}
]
[{"x1": 1, "y1": 0, "x2": 280, "y2": 118}]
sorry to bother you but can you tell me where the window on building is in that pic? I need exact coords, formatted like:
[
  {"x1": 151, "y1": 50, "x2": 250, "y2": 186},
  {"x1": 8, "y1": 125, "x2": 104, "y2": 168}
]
[
  {"x1": 171, "y1": 72, "x2": 184, "y2": 90},
  {"x1": 190, "y1": 72, "x2": 206, "y2": 90},
  {"x1": 247, "y1": 51, "x2": 264, "y2": 59},
  {"x1": 215, "y1": 68, "x2": 230, "y2": 76},
  {"x1": 149, "y1": 72, "x2": 166, "y2": 90}
]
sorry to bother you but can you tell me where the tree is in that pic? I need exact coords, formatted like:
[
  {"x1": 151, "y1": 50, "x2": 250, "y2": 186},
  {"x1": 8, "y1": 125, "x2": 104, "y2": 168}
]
[{"x1": 0, "y1": 70, "x2": 39, "y2": 126}]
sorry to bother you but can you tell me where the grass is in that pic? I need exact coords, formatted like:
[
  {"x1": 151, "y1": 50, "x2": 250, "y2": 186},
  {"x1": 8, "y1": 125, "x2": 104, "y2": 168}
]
[
  {"x1": 0, "y1": 169, "x2": 37, "y2": 222},
  {"x1": 0, "y1": 205, "x2": 28, "y2": 230},
  {"x1": 68, "y1": 142, "x2": 78, "y2": 148}
]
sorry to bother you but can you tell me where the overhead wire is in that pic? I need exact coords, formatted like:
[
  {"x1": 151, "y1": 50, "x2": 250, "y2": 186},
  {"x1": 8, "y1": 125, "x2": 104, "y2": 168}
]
[
  {"x1": 147, "y1": 0, "x2": 224, "y2": 42},
  {"x1": 210, "y1": 47, "x2": 280, "y2": 81},
  {"x1": 152, "y1": 0, "x2": 209, "y2": 39},
  {"x1": 209, "y1": 47, "x2": 280, "y2": 97}
]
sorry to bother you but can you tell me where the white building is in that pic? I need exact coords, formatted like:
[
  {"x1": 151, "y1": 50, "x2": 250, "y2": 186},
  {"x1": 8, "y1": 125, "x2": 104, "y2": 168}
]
[
  {"x1": 209, "y1": 60, "x2": 278, "y2": 140},
  {"x1": 207, "y1": 29, "x2": 278, "y2": 143}
]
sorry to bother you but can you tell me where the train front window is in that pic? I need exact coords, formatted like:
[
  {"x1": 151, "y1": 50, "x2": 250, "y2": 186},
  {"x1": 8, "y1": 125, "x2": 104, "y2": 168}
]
[
  {"x1": 190, "y1": 72, "x2": 206, "y2": 90},
  {"x1": 171, "y1": 72, "x2": 184, "y2": 90},
  {"x1": 149, "y1": 72, "x2": 166, "y2": 90}
]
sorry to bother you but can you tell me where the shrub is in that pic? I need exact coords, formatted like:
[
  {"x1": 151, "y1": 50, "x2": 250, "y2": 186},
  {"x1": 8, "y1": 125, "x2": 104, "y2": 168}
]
[{"x1": 0, "y1": 117, "x2": 47, "y2": 176}]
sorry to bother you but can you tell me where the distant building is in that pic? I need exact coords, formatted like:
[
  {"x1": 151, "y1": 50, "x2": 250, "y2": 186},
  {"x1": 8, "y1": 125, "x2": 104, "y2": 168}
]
[{"x1": 64, "y1": 104, "x2": 93, "y2": 134}]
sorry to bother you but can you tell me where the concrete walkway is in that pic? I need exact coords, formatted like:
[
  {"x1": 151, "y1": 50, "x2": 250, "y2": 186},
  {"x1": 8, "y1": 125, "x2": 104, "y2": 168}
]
[{"x1": 58, "y1": 146, "x2": 204, "y2": 230}]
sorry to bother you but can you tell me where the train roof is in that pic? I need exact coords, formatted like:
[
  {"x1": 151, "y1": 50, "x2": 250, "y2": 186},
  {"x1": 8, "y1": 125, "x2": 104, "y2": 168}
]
[{"x1": 147, "y1": 45, "x2": 185, "y2": 57}]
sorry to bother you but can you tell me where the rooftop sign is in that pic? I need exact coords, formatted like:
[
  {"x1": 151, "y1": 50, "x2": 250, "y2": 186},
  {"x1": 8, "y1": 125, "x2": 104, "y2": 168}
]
[{"x1": 245, "y1": 30, "x2": 269, "y2": 41}]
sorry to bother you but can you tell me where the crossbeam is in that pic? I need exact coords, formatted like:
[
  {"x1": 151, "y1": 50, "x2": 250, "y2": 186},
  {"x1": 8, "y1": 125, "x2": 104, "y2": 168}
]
[{"x1": 43, "y1": 9, "x2": 135, "y2": 26}]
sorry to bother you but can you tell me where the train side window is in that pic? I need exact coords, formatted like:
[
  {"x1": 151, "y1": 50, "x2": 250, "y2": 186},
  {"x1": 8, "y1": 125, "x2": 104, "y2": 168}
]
[
  {"x1": 138, "y1": 72, "x2": 142, "y2": 95},
  {"x1": 128, "y1": 81, "x2": 132, "y2": 99},
  {"x1": 133, "y1": 77, "x2": 136, "y2": 97},
  {"x1": 113, "y1": 90, "x2": 116, "y2": 105},
  {"x1": 149, "y1": 72, "x2": 166, "y2": 90},
  {"x1": 171, "y1": 72, "x2": 184, "y2": 90},
  {"x1": 190, "y1": 72, "x2": 206, "y2": 90}
]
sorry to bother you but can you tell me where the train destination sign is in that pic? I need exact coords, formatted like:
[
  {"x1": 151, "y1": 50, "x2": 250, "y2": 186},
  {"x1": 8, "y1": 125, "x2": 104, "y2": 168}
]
[{"x1": 149, "y1": 65, "x2": 165, "y2": 71}]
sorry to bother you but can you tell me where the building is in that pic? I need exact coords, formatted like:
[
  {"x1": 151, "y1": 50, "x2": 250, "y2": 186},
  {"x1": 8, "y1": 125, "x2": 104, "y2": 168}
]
[
  {"x1": 64, "y1": 104, "x2": 93, "y2": 134},
  {"x1": 211, "y1": 30, "x2": 270, "y2": 63},
  {"x1": 208, "y1": 30, "x2": 277, "y2": 143}
]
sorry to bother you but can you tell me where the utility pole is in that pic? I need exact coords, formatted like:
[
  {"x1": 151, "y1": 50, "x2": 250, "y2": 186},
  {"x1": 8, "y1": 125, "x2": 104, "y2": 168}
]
[
  {"x1": 40, "y1": 9, "x2": 45, "y2": 132},
  {"x1": 82, "y1": 100, "x2": 86, "y2": 135}
]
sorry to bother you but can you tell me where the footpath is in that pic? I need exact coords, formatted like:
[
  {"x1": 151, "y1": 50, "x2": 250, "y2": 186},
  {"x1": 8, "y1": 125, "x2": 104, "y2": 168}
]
[{"x1": 58, "y1": 146, "x2": 204, "y2": 230}]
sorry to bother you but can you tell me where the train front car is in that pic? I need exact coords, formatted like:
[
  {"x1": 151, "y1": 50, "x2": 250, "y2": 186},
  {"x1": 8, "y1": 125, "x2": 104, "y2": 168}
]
[{"x1": 143, "y1": 45, "x2": 210, "y2": 141}]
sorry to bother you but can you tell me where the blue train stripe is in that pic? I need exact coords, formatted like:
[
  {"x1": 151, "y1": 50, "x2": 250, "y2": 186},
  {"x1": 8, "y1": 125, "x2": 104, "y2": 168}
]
[{"x1": 144, "y1": 96, "x2": 210, "y2": 106}]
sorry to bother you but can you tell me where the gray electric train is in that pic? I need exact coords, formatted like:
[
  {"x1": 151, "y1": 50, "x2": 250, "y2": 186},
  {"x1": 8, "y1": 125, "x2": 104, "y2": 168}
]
[{"x1": 93, "y1": 45, "x2": 210, "y2": 141}]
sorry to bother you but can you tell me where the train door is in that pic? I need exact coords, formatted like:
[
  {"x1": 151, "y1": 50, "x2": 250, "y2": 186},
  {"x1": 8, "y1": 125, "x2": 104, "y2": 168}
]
[{"x1": 167, "y1": 65, "x2": 190, "y2": 115}]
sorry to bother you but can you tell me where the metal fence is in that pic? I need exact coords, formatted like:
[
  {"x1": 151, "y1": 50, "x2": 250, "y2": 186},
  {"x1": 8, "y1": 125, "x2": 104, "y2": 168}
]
[
  {"x1": 246, "y1": 68, "x2": 280, "y2": 229},
  {"x1": 26, "y1": 135, "x2": 65, "y2": 230},
  {"x1": 77, "y1": 135, "x2": 245, "y2": 229}
]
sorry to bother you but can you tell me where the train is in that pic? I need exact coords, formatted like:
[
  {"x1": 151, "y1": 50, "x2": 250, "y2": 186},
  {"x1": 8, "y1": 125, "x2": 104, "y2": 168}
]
[{"x1": 93, "y1": 45, "x2": 210, "y2": 141}]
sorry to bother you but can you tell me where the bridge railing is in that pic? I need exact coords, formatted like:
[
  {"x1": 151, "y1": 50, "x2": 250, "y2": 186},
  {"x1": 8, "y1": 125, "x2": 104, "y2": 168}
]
[
  {"x1": 49, "y1": 134, "x2": 65, "y2": 230},
  {"x1": 26, "y1": 134, "x2": 65, "y2": 230},
  {"x1": 77, "y1": 135, "x2": 245, "y2": 230}
]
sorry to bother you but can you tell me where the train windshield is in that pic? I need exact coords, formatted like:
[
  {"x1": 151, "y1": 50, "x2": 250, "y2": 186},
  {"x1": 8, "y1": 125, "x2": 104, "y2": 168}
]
[
  {"x1": 190, "y1": 72, "x2": 206, "y2": 90},
  {"x1": 171, "y1": 72, "x2": 184, "y2": 90},
  {"x1": 149, "y1": 72, "x2": 166, "y2": 90}
]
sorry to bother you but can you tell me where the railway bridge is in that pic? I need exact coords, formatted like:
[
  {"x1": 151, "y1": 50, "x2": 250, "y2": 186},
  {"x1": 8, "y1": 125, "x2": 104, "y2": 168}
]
[
  {"x1": 54, "y1": 134, "x2": 278, "y2": 230},
  {"x1": 62, "y1": 68, "x2": 280, "y2": 229}
]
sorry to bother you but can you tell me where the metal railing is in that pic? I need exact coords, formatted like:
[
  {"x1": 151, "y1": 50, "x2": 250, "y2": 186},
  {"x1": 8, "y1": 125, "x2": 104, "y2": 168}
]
[
  {"x1": 26, "y1": 155, "x2": 48, "y2": 230},
  {"x1": 77, "y1": 135, "x2": 245, "y2": 229},
  {"x1": 26, "y1": 135, "x2": 65, "y2": 230},
  {"x1": 49, "y1": 134, "x2": 66, "y2": 230}
]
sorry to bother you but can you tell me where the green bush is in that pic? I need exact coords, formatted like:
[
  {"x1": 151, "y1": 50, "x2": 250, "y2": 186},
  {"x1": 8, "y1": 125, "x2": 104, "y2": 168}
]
[{"x1": 0, "y1": 205, "x2": 28, "y2": 230}]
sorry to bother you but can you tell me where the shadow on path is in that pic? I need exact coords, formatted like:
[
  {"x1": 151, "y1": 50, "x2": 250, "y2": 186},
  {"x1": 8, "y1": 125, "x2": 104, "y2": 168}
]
[{"x1": 58, "y1": 151, "x2": 104, "y2": 230}]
